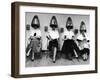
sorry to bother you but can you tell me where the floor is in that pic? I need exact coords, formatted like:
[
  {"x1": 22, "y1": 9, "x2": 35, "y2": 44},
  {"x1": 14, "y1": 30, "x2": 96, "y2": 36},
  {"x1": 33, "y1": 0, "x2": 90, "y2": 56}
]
[{"x1": 26, "y1": 51, "x2": 89, "y2": 67}]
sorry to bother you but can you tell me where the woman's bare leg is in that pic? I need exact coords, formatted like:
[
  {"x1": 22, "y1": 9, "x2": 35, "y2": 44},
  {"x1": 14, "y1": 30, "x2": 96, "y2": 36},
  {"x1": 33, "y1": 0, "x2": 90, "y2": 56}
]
[
  {"x1": 31, "y1": 51, "x2": 34, "y2": 61},
  {"x1": 26, "y1": 43, "x2": 32, "y2": 57},
  {"x1": 53, "y1": 47, "x2": 57, "y2": 63},
  {"x1": 26, "y1": 48, "x2": 31, "y2": 57}
]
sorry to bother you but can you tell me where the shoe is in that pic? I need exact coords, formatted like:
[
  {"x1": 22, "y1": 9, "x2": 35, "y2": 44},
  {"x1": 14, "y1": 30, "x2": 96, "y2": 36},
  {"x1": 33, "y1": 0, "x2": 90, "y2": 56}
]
[
  {"x1": 53, "y1": 60, "x2": 56, "y2": 63},
  {"x1": 76, "y1": 57, "x2": 80, "y2": 62},
  {"x1": 31, "y1": 59, "x2": 34, "y2": 61},
  {"x1": 83, "y1": 59, "x2": 87, "y2": 61},
  {"x1": 82, "y1": 53, "x2": 88, "y2": 61}
]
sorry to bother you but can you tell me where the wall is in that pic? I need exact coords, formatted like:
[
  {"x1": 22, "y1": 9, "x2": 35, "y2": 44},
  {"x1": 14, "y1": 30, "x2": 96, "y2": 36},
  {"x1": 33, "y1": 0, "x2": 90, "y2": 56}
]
[{"x1": 0, "y1": 0, "x2": 100, "y2": 80}]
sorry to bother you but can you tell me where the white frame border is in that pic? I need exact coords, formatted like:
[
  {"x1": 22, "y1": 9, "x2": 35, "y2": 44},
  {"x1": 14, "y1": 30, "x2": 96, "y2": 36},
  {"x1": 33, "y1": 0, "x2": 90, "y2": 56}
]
[{"x1": 19, "y1": 6, "x2": 96, "y2": 75}]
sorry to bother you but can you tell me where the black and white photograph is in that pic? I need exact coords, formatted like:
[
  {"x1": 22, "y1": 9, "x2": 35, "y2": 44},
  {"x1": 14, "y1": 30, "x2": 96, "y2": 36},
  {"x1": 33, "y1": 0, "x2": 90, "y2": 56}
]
[
  {"x1": 25, "y1": 13, "x2": 90, "y2": 67},
  {"x1": 11, "y1": 2, "x2": 97, "y2": 78}
]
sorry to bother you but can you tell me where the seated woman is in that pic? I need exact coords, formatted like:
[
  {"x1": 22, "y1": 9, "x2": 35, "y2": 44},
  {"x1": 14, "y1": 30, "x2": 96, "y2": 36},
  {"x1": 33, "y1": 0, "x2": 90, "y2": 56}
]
[
  {"x1": 26, "y1": 15, "x2": 42, "y2": 61},
  {"x1": 47, "y1": 16, "x2": 59, "y2": 63},
  {"x1": 61, "y1": 17, "x2": 79, "y2": 60},
  {"x1": 77, "y1": 21, "x2": 90, "y2": 61}
]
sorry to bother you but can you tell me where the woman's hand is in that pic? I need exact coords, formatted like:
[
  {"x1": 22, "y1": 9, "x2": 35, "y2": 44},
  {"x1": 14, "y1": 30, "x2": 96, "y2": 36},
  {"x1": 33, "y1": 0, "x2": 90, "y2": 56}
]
[
  {"x1": 46, "y1": 35, "x2": 52, "y2": 41},
  {"x1": 62, "y1": 35, "x2": 67, "y2": 41},
  {"x1": 29, "y1": 36, "x2": 35, "y2": 41},
  {"x1": 83, "y1": 39, "x2": 88, "y2": 43}
]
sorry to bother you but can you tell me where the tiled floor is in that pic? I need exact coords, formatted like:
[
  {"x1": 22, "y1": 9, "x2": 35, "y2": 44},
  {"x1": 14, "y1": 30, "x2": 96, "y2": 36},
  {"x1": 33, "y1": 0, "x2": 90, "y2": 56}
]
[{"x1": 26, "y1": 51, "x2": 89, "y2": 67}]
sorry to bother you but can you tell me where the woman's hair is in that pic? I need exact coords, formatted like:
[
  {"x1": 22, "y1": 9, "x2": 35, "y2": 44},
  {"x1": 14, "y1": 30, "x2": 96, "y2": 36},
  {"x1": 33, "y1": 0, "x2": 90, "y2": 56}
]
[
  {"x1": 50, "y1": 16, "x2": 58, "y2": 28},
  {"x1": 80, "y1": 21, "x2": 87, "y2": 33},
  {"x1": 31, "y1": 15, "x2": 40, "y2": 28},
  {"x1": 66, "y1": 17, "x2": 73, "y2": 29}
]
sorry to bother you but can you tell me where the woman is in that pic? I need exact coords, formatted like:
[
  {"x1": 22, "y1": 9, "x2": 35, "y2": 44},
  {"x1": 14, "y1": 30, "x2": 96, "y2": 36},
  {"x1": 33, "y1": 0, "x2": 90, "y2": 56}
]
[
  {"x1": 47, "y1": 16, "x2": 59, "y2": 63},
  {"x1": 61, "y1": 17, "x2": 79, "y2": 60},
  {"x1": 77, "y1": 21, "x2": 90, "y2": 61},
  {"x1": 26, "y1": 15, "x2": 42, "y2": 61}
]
